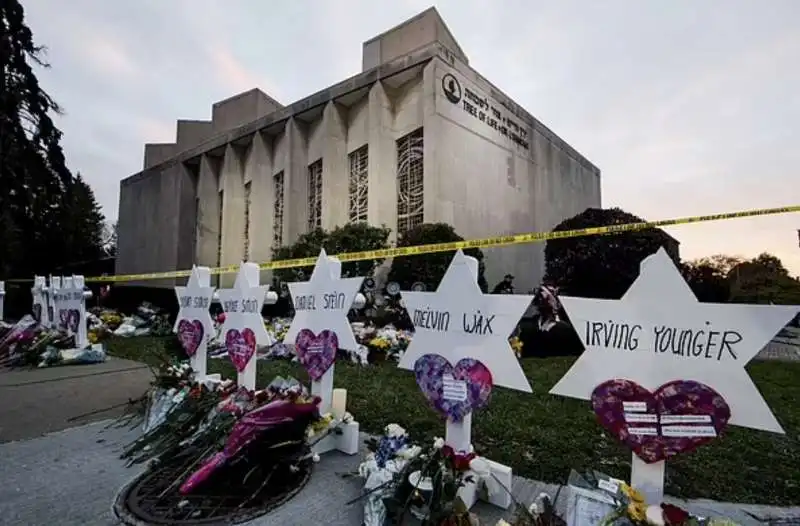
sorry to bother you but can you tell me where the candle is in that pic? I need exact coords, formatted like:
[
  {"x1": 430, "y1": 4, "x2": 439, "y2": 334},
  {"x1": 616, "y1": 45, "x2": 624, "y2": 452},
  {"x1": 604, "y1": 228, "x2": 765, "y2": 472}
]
[{"x1": 331, "y1": 388, "x2": 347, "y2": 419}]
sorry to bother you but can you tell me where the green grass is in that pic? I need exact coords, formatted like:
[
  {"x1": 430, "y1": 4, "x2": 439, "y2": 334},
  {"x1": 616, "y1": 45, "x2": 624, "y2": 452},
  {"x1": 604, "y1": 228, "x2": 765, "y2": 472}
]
[{"x1": 108, "y1": 336, "x2": 800, "y2": 505}]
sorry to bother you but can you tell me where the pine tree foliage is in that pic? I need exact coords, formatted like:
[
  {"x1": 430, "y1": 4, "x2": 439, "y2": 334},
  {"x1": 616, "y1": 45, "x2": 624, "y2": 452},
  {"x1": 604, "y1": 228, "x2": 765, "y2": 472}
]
[{"x1": 1, "y1": 0, "x2": 106, "y2": 278}]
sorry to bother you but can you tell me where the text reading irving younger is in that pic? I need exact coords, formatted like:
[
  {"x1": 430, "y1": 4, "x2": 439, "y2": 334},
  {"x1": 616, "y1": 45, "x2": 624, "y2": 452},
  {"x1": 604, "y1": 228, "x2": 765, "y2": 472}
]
[{"x1": 583, "y1": 320, "x2": 743, "y2": 361}]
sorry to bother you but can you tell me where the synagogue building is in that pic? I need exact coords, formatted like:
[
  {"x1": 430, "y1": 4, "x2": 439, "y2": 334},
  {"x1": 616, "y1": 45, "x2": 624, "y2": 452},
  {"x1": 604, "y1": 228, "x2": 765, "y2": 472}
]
[{"x1": 116, "y1": 7, "x2": 602, "y2": 291}]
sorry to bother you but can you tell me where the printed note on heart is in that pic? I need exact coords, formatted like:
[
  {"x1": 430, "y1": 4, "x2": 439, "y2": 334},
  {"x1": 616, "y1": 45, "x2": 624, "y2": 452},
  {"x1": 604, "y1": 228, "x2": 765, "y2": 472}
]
[
  {"x1": 592, "y1": 379, "x2": 731, "y2": 463},
  {"x1": 178, "y1": 319, "x2": 205, "y2": 357},
  {"x1": 226, "y1": 328, "x2": 257, "y2": 373},
  {"x1": 414, "y1": 353, "x2": 493, "y2": 422},
  {"x1": 294, "y1": 329, "x2": 338, "y2": 381}
]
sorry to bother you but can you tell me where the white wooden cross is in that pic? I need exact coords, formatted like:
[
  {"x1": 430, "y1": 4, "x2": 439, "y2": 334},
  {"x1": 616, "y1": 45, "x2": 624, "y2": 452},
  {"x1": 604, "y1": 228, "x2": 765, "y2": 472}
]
[
  {"x1": 284, "y1": 249, "x2": 366, "y2": 456},
  {"x1": 174, "y1": 266, "x2": 215, "y2": 379},
  {"x1": 398, "y1": 250, "x2": 535, "y2": 510},
  {"x1": 550, "y1": 248, "x2": 799, "y2": 503},
  {"x1": 216, "y1": 262, "x2": 274, "y2": 390}
]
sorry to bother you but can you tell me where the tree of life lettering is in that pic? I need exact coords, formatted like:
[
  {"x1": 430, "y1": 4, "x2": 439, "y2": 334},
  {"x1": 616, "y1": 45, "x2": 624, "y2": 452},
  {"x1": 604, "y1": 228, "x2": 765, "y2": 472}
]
[
  {"x1": 174, "y1": 266, "x2": 215, "y2": 378},
  {"x1": 216, "y1": 262, "x2": 270, "y2": 390},
  {"x1": 550, "y1": 248, "x2": 799, "y2": 504},
  {"x1": 398, "y1": 250, "x2": 534, "y2": 510}
]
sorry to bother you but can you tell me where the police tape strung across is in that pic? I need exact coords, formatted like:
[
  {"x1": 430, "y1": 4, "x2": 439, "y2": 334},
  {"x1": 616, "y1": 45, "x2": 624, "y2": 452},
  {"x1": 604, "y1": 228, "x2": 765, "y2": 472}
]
[{"x1": 6, "y1": 204, "x2": 799, "y2": 284}]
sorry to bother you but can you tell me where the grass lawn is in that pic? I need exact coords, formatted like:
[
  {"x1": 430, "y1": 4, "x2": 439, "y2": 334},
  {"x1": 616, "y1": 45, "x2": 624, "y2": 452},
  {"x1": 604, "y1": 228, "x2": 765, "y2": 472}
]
[{"x1": 108, "y1": 336, "x2": 800, "y2": 506}]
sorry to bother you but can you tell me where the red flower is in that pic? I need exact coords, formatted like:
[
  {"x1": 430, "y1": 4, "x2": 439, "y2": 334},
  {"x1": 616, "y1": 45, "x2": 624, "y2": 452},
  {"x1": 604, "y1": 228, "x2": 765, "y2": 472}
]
[
  {"x1": 661, "y1": 503, "x2": 690, "y2": 525},
  {"x1": 442, "y1": 445, "x2": 476, "y2": 472},
  {"x1": 216, "y1": 313, "x2": 226, "y2": 324}
]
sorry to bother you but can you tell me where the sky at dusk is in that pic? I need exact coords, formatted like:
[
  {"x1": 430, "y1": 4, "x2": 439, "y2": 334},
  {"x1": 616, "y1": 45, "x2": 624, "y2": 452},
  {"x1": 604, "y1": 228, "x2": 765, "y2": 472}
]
[{"x1": 21, "y1": 0, "x2": 800, "y2": 275}]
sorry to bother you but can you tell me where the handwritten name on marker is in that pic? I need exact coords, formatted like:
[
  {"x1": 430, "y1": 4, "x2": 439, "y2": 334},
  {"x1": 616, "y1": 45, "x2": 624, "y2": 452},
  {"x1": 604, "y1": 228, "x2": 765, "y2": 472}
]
[{"x1": 584, "y1": 320, "x2": 743, "y2": 361}]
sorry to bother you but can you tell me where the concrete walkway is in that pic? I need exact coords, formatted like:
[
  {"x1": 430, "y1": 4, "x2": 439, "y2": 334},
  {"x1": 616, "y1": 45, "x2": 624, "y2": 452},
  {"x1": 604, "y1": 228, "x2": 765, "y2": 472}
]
[
  {"x1": 0, "y1": 357, "x2": 151, "y2": 443},
  {"x1": 0, "y1": 422, "x2": 797, "y2": 526}
]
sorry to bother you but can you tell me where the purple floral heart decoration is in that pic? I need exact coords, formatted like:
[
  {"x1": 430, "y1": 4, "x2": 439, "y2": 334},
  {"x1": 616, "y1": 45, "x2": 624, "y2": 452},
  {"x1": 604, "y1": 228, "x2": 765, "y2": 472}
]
[
  {"x1": 591, "y1": 378, "x2": 731, "y2": 463},
  {"x1": 414, "y1": 354, "x2": 493, "y2": 422},
  {"x1": 58, "y1": 310, "x2": 69, "y2": 331},
  {"x1": 178, "y1": 319, "x2": 204, "y2": 357},
  {"x1": 67, "y1": 309, "x2": 81, "y2": 333},
  {"x1": 294, "y1": 329, "x2": 338, "y2": 381},
  {"x1": 226, "y1": 328, "x2": 257, "y2": 373}
]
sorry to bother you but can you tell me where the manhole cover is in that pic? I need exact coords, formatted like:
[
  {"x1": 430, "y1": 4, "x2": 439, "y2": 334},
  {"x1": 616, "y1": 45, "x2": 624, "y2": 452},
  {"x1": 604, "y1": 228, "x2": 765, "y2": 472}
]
[{"x1": 114, "y1": 445, "x2": 313, "y2": 525}]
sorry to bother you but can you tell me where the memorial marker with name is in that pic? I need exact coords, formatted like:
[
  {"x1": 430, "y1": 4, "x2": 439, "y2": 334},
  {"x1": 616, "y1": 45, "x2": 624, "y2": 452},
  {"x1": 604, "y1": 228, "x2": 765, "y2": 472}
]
[
  {"x1": 284, "y1": 249, "x2": 365, "y2": 456},
  {"x1": 398, "y1": 249, "x2": 535, "y2": 510},
  {"x1": 550, "y1": 248, "x2": 799, "y2": 504},
  {"x1": 53, "y1": 276, "x2": 92, "y2": 348},
  {"x1": 174, "y1": 266, "x2": 215, "y2": 379},
  {"x1": 216, "y1": 262, "x2": 270, "y2": 390}
]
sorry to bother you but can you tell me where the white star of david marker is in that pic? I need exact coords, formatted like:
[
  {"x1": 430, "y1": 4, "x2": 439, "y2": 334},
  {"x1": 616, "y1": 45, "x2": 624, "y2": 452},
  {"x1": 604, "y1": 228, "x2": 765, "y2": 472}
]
[
  {"x1": 284, "y1": 249, "x2": 364, "y2": 351},
  {"x1": 398, "y1": 250, "x2": 535, "y2": 392},
  {"x1": 216, "y1": 263, "x2": 270, "y2": 345},
  {"x1": 173, "y1": 266, "x2": 215, "y2": 339},
  {"x1": 549, "y1": 248, "x2": 799, "y2": 434}
]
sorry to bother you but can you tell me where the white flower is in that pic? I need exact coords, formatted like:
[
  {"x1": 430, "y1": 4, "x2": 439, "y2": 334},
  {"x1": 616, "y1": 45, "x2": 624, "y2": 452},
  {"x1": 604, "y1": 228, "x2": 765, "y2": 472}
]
[
  {"x1": 342, "y1": 412, "x2": 354, "y2": 424},
  {"x1": 528, "y1": 502, "x2": 540, "y2": 516},
  {"x1": 433, "y1": 437, "x2": 445, "y2": 449},
  {"x1": 496, "y1": 520, "x2": 512, "y2": 526},
  {"x1": 396, "y1": 445, "x2": 422, "y2": 460},
  {"x1": 645, "y1": 505, "x2": 665, "y2": 526},
  {"x1": 385, "y1": 423, "x2": 406, "y2": 438},
  {"x1": 312, "y1": 453, "x2": 321, "y2": 463}
]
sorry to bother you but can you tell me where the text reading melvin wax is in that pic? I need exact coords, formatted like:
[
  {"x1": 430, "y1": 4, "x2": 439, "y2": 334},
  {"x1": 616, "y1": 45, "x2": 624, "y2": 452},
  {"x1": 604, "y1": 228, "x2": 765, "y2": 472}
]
[
  {"x1": 583, "y1": 320, "x2": 743, "y2": 361},
  {"x1": 412, "y1": 308, "x2": 495, "y2": 336}
]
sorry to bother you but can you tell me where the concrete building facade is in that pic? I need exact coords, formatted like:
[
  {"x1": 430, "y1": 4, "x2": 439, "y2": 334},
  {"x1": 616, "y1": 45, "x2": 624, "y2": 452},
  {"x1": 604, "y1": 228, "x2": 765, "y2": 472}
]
[{"x1": 116, "y1": 8, "x2": 601, "y2": 291}]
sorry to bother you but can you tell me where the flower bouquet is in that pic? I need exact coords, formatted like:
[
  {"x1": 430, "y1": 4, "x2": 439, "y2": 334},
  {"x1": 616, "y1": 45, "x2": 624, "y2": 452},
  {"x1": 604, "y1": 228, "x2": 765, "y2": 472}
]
[
  {"x1": 352, "y1": 424, "x2": 491, "y2": 526},
  {"x1": 565, "y1": 471, "x2": 741, "y2": 526}
]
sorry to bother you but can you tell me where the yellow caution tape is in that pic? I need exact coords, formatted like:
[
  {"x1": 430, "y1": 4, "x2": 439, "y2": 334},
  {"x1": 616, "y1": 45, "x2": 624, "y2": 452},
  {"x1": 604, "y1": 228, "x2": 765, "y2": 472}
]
[{"x1": 6, "y1": 205, "x2": 799, "y2": 284}]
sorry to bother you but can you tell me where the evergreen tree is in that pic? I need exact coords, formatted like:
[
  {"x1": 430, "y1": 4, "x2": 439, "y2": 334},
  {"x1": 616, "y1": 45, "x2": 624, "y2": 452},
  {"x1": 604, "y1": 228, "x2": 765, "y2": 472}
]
[
  {"x1": 1, "y1": 0, "x2": 108, "y2": 277},
  {"x1": 61, "y1": 173, "x2": 106, "y2": 264}
]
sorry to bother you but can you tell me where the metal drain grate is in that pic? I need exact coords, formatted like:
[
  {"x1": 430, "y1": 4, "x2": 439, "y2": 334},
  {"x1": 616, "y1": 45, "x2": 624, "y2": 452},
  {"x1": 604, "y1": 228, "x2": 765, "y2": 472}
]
[{"x1": 114, "y1": 446, "x2": 313, "y2": 525}]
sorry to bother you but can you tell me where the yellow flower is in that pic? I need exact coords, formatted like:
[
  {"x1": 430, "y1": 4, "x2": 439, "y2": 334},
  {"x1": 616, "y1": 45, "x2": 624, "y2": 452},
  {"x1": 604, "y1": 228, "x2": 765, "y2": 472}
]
[
  {"x1": 88, "y1": 332, "x2": 99, "y2": 344},
  {"x1": 620, "y1": 482, "x2": 645, "y2": 504},
  {"x1": 627, "y1": 502, "x2": 647, "y2": 522}
]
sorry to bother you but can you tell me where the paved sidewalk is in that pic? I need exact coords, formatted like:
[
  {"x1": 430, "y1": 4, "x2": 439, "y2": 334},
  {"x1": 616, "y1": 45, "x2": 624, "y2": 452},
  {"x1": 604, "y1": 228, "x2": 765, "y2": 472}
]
[
  {"x1": 0, "y1": 358, "x2": 151, "y2": 443},
  {"x1": 0, "y1": 422, "x2": 797, "y2": 526}
]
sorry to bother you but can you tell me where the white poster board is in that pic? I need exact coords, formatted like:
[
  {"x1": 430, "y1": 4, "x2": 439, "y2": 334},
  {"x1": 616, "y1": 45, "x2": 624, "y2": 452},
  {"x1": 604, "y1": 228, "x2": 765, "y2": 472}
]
[
  {"x1": 284, "y1": 249, "x2": 364, "y2": 456},
  {"x1": 174, "y1": 266, "x2": 215, "y2": 379},
  {"x1": 398, "y1": 250, "x2": 534, "y2": 509},
  {"x1": 216, "y1": 262, "x2": 270, "y2": 390},
  {"x1": 550, "y1": 248, "x2": 799, "y2": 503}
]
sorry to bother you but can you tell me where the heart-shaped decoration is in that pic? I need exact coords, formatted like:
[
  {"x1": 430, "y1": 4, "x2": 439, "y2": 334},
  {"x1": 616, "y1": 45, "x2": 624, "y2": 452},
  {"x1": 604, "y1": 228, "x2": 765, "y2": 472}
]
[
  {"x1": 226, "y1": 328, "x2": 257, "y2": 372},
  {"x1": 592, "y1": 379, "x2": 731, "y2": 464},
  {"x1": 58, "y1": 310, "x2": 69, "y2": 331},
  {"x1": 67, "y1": 309, "x2": 81, "y2": 334},
  {"x1": 414, "y1": 354, "x2": 493, "y2": 422},
  {"x1": 32, "y1": 304, "x2": 42, "y2": 322},
  {"x1": 294, "y1": 329, "x2": 338, "y2": 381},
  {"x1": 178, "y1": 319, "x2": 205, "y2": 357}
]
